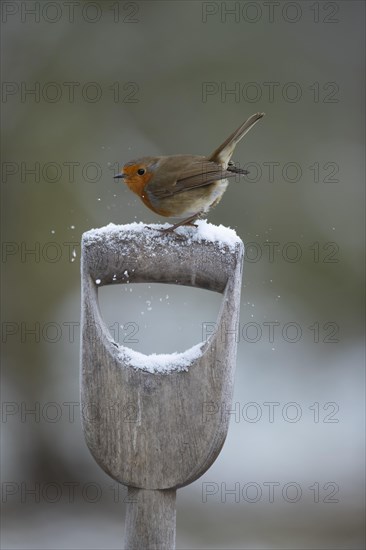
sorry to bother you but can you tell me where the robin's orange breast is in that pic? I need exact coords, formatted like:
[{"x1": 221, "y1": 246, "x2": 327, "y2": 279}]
[{"x1": 124, "y1": 170, "x2": 173, "y2": 216}]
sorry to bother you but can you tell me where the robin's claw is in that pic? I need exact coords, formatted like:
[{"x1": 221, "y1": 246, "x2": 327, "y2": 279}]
[{"x1": 145, "y1": 225, "x2": 187, "y2": 239}]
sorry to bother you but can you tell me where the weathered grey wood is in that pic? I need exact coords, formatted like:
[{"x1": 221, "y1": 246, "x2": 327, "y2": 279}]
[
  {"x1": 124, "y1": 488, "x2": 176, "y2": 550},
  {"x1": 80, "y1": 223, "x2": 244, "y2": 549}
]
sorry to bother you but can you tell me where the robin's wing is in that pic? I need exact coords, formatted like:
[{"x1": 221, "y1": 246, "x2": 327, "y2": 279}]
[{"x1": 149, "y1": 158, "x2": 238, "y2": 199}]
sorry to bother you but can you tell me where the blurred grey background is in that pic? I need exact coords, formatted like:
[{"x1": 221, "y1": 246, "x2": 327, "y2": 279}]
[{"x1": 1, "y1": 1, "x2": 365, "y2": 549}]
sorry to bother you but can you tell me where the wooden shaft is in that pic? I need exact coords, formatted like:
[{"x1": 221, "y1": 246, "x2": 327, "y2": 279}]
[{"x1": 124, "y1": 488, "x2": 176, "y2": 550}]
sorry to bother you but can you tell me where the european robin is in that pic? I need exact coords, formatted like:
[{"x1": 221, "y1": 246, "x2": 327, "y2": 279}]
[{"x1": 114, "y1": 112, "x2": 264, "y2": 232}]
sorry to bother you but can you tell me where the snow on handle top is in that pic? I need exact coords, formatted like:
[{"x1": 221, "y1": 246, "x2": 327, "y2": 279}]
[
  {"x1": 83, "y1": 219, "x2": 242, "y2": 251},
  {"x1": 82, "y1": 220, "x2": 242, "y2": 373}
]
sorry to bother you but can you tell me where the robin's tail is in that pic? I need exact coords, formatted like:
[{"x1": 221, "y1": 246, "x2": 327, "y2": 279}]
[{"x1": 209, "y1": 112, "x2": 265, "y2": 167}]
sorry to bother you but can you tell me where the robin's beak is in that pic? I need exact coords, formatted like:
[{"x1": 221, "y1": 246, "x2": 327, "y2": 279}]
[{"x1": 114, "y1": 172, "x2": 126, "y2": 179}]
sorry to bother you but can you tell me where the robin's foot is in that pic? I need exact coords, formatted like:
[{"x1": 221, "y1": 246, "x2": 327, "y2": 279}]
[
  {"x1": 146, "y1": 213, "x2": 201, "y2": 235},
  {"x1": 145, "y1": 225, "x2": 185, "y2": 237},
  {"x1": 183, "y1": 222, "x2": 198, "y2": 228},
  {"x1": 155, "y1": 223, "x2": 198, "y2": 235},
  {"x1": 161, "y1": 214, "x2": 201, "y2": 233}
]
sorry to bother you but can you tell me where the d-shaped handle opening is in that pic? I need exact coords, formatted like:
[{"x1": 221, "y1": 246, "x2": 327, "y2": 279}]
[
  {"x1": 98, "y1": 282, "x2": 224, "y2": 355},
  {"x1": 81, "y1": 223, "x2": 243, "y2": 373},
  {"x1": 84, "y1": 275, "x2": 232, "y2": 374}
]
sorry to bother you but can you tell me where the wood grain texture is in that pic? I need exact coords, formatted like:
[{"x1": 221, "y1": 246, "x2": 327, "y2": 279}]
[{"x1": 80, "y1": 224, "x2": 244, "y2": 549}]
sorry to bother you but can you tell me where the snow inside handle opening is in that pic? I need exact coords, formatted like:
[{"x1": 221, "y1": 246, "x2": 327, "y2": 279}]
[{"x1": 80, "y1": 221, "x2": 244, "y2": 550}]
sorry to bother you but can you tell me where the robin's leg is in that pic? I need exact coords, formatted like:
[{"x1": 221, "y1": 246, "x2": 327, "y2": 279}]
[
  {"x1": 148, "y1": 213, "x2": 202, "y2": 234},
  {"x1": 165, "y1": 212, "x2": 204, "y2": 233}
]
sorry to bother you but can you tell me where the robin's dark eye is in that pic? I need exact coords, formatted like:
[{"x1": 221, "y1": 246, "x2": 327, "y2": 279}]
[{"x1": 137, "y1": 168, "x2": 146, "y2": 176}]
